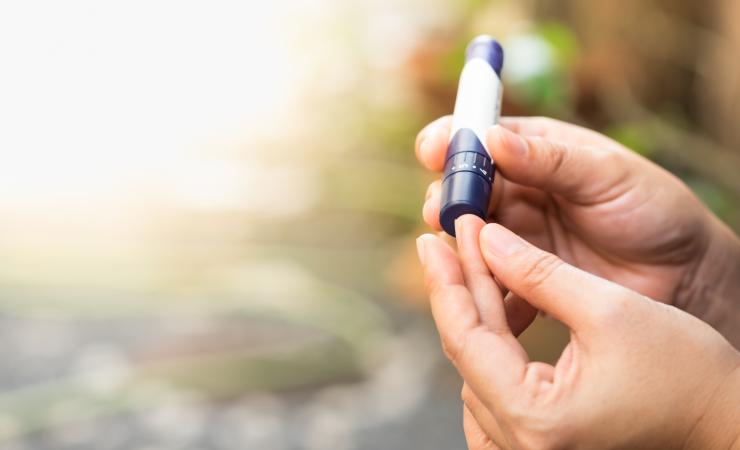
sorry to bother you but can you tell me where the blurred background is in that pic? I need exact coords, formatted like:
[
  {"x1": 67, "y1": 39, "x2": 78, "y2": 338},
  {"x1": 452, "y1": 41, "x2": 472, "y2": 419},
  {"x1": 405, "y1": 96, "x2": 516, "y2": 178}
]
[{"x1": 0, "y1": 0, "x2": 738, "y2": 449}]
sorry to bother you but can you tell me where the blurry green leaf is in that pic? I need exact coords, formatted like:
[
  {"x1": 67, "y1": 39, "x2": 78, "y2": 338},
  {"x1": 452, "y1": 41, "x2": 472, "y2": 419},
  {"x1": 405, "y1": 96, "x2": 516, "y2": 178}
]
[
  {"x1": 606, "y1": 124, "x2": 656, "y2": 158},
  {"x1": 687, "y1": 178, "x2": 734, "y2": 218},
  {"x1": 508, "y1": 73, "x2": 571, "y2": 115},
  {"x1": 536, "y1": 22, "x2": 579, "y2": 67},
  {"x1": 502, "y1": 29, "x2": 574, "y2": 114}
]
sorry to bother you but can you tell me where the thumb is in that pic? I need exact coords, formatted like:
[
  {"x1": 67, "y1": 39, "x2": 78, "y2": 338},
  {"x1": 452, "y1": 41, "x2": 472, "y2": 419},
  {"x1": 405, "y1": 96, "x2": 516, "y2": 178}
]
[
  {"x1": 487, "y1": 124, "x2": 637, "y2": 204},
  {"x1": 479, "y1": 223, "x2": 630, "y2": 331}
]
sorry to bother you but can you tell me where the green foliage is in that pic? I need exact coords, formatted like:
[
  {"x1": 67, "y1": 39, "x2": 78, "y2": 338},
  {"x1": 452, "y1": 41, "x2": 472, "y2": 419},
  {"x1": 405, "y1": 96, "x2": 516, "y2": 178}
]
[
  {"x1": 687, "y1": 178, "x2": 740, "y2": 229},
  {"x1": 536, "y1": 22, "x2": 579, "y2": 66},
  {"x1": 606, "y1": 124, "x2": 656, "y2": 158},
  {"x1": 503, "y1": 22, "x2": 578, "y2": 116}
]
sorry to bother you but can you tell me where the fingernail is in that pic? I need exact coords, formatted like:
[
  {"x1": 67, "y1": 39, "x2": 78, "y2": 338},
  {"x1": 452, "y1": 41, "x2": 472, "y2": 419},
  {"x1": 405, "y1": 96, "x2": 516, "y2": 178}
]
[
  {"x1": 416, "y1": 236, "x2": 427, "y2": 265},
  {"x1": 418, "y1": 134, "x2": 428, "y2": 154},
  {"x1": 423, "y1": 125, "x2": 445, "y2": 157},
  {"x1": 454, "y1": 216, "x2": 464, "y2": 237},
  {"x1": 422, "y1": 198, "x2": 433, "y2": 224},
  {"x1": 509, "y1": 132, "x2": 528, "y2": 157},
  {"x1": 491, "y1": 125, "x2": 527, "y2": 157},
  {"x1": 419, "y1": 133, "x2": 433, "y2": 159},
  {"x1": 481, "y1": 224, "x2": 524, "y2": 257}
]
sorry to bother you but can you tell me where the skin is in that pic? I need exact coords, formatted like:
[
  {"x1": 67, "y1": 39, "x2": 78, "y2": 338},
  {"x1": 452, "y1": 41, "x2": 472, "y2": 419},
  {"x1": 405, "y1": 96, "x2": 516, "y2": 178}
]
[
  {"x1": 416, "y1": 218, "x2": 740, "y2": 450},
  {"x1": 416, "y1": 116, "x2": 740, "y2": 347},
  {"x1": 414, "y1": 117, "x2": 740, "y2": 448}
]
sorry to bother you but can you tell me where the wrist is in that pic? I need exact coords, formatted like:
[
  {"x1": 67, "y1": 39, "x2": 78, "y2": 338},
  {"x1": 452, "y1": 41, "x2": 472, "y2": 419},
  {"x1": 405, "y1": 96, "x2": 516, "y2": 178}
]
[{"x1": 678, "y1": 215, "x2": 740, "y2": 348}]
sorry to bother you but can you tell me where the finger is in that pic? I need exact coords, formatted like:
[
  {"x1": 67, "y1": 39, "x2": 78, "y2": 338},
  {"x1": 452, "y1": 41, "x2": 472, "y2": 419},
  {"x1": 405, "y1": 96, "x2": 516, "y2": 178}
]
[
  {"x1": 498, "y1": 116, "x2": 549, "y2": 137},
  {"x1": 424, "y1": 175, "x2": 506, "y2": 232},
  {"x1": 498, "y1": 116, "x2": 620, "y2": 148},
  {"x1": 455, "y1": 215, "x2": 509, "y2": 333},
  {"x1": 415, "y1": 116, "x2": 452, "y2": 171},
  {"x1": 488, "y1": 172, "x2": 505, "y2": 215},
  {"x1": 487, "y1": 184, "x2": 549, "y2": 247},
  {"x1": 462, "y1": 384, "x2": 508, "y2": 449},
  {"x1": 422, "y1": 180, "x2": 442, "y2": 230},
  {"x1": 425, "y1": 179, "x2": 438, "y2": 202},
  {"x1": 417, "y1": 115, "x2": 608, "y2": 177},
  {"x1": 463, "y1": 405, "x2": 504, "y2": 450},
  {"x1": 504, "y1": 292, "x2": 538, "y2": 337},
  {"x1": 416, "y1": 233, "x2": 481, "y2": 355},
  {"x1": 417, "y1": 115, "x2": 587, "y2": 174},
  {"x1": 416, "y1": 234, "x2": 528, "y2": 388},
  {"x1": 487, "y1": 124, "x2": 637, "y2": 205},
  {"x1": 479, "y1": 223, "x2": 631, "y2": 331},
  {"x1": 415, "y1": 115, "x2": 451, "y2": 153}
]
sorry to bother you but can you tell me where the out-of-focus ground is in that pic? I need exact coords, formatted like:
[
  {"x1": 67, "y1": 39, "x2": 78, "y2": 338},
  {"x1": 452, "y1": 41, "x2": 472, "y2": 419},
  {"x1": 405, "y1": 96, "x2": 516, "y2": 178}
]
[{"x1": 0, "y1": 0, "x2": 738, "y2": 449}]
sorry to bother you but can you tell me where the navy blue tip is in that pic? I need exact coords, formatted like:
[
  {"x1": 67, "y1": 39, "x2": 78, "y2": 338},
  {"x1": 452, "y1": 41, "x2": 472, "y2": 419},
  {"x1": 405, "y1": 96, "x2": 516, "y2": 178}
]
[{"x1": 465, "y1": 35, "x2": 503, "y2": 76}]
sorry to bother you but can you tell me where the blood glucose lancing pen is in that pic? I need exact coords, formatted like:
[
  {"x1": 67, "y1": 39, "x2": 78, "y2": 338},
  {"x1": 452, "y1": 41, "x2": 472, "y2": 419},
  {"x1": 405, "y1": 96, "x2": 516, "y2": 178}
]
[{"x1": 439, "y1": 35, "x2": 504, "y2": 236}]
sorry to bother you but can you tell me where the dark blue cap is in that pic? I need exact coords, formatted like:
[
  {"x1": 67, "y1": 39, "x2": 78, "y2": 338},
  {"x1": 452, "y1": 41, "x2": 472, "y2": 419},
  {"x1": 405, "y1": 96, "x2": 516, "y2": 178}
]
[
  {"x1": 439, "y1": 128, "x2": 495, "y2": 236},
  {"x1": 465, "y1": 35, "x2": 504, "y2": 76},
  {"x1": 439, "y1": 171, "x2": 492, "y2": 236}
]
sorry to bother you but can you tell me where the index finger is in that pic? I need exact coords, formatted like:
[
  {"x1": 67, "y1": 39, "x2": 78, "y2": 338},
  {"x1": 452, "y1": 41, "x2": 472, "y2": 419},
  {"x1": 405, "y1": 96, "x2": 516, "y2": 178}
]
[
  {"x1": 455, "y1": 215, "x2": 510, "y2": 334},
  {"x1": 417, "y1": 233, "x2": 527, "y2": 394},
  {"x1": 415, "y1": 116, "x2": 452, "y2": 171},
  {"x1": 415, "y1": 116, "x2": 557, "y2": 173},
  {"x1": 498, "y1": 116, "x2": 620, "y2": 149}
]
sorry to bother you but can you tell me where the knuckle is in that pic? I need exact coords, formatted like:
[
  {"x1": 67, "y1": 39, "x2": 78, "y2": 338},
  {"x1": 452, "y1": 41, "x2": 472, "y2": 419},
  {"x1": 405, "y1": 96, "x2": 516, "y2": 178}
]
[
  {"x1": 577, "y1": 147, "x2": 634, "y2": 202},
  {"x1": 592, "y1": 147, "x2": 631, "y2": 177},
  {"x1": 445, "y1": 329, "x2": 465, "y2": 365},
  {"x1": 532, "y1": 116, "x2": 554, "y2": 129},
  {"x1": 442, "y1": 323, "x2": 478, "y2": 367},
  {"x1": 495, "y1": 387, "x2": 575, "y2": 450},
  {"x1": 425, "y1": 182, "x2": 434, "y2": 200},
  {"x1": 423, "y1": 272, "x2": 438, "y2": 294},
  {"x1": 428, "y1": 281, "x2": 454, "y2": 304},
  {"x1": 513, "y1": 433, "x2": 566, "y2": 450},
  {"x1": 504, "y1": 411, "x2": 570, "y2": 450},
  {"x1": 439, "y1": 332, "x2": 460, "y2": 363},
  {"x1": 596, "y1": 147, "x2": 623, "y2": 165},
  {"x1": 546, "y1": 140, "x2": 569, "y2": 173},
  {"x1": 426, "y1": 271, "x2": 456, "y2": 297},
  {"x1": 460, "y1": 385, "x2": 475, "y2": 406},
  {"x1": 591, "y1": 289, "x2": 634, "y2": 325},
  {"x1": 518, "y1": 252, "x2": 563, "y2": 294},
  {"x1": 430, "y1": 285, "x2": 465, "y2": 362}
]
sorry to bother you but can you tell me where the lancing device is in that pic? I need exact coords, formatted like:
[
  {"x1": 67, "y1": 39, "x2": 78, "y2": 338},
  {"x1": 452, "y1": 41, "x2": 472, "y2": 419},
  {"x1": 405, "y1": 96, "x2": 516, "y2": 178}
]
[{"x1": 439, "y1": 35, "x2": 504, "y2": 236}]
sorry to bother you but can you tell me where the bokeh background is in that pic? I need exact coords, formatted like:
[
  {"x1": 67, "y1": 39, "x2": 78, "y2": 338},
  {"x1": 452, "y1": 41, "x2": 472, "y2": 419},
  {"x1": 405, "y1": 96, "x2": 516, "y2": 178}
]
[{"x1": 0, "y1": 0, "x2": 739, "y2": 449}]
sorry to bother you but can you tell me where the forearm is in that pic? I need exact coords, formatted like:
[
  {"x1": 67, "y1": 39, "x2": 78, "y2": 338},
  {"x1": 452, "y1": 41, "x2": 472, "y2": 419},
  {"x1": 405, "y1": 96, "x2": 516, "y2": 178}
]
[{"x1": 680, "y1": 215, "x2": 740, "y2": 349}]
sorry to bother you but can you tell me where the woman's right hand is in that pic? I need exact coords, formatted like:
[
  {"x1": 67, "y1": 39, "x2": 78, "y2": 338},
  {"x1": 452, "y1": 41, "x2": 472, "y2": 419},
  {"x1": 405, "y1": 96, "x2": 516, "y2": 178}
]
[
  {"x1": 417, "y1": 217, "x2": 740, "y2": 450},
  {"x1": 415, "y1": 116, "x2": 740, "y2": 346}
]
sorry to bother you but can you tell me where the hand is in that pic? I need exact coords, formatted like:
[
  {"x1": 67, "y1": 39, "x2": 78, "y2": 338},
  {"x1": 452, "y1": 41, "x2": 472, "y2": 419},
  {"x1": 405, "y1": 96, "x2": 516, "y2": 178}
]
[
  {"x1": 415, "y1": 116, "x2": 740, "y2": 345},
  {"x1": 416, "y1": 216, "x2": 740, "y2": 450}
]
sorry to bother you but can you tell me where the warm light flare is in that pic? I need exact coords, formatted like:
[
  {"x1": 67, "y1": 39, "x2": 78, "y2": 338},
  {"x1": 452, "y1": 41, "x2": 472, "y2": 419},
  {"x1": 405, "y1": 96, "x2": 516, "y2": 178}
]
[{"x1": 0, "y1": 1, "x2": 302, "y2": 211}]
